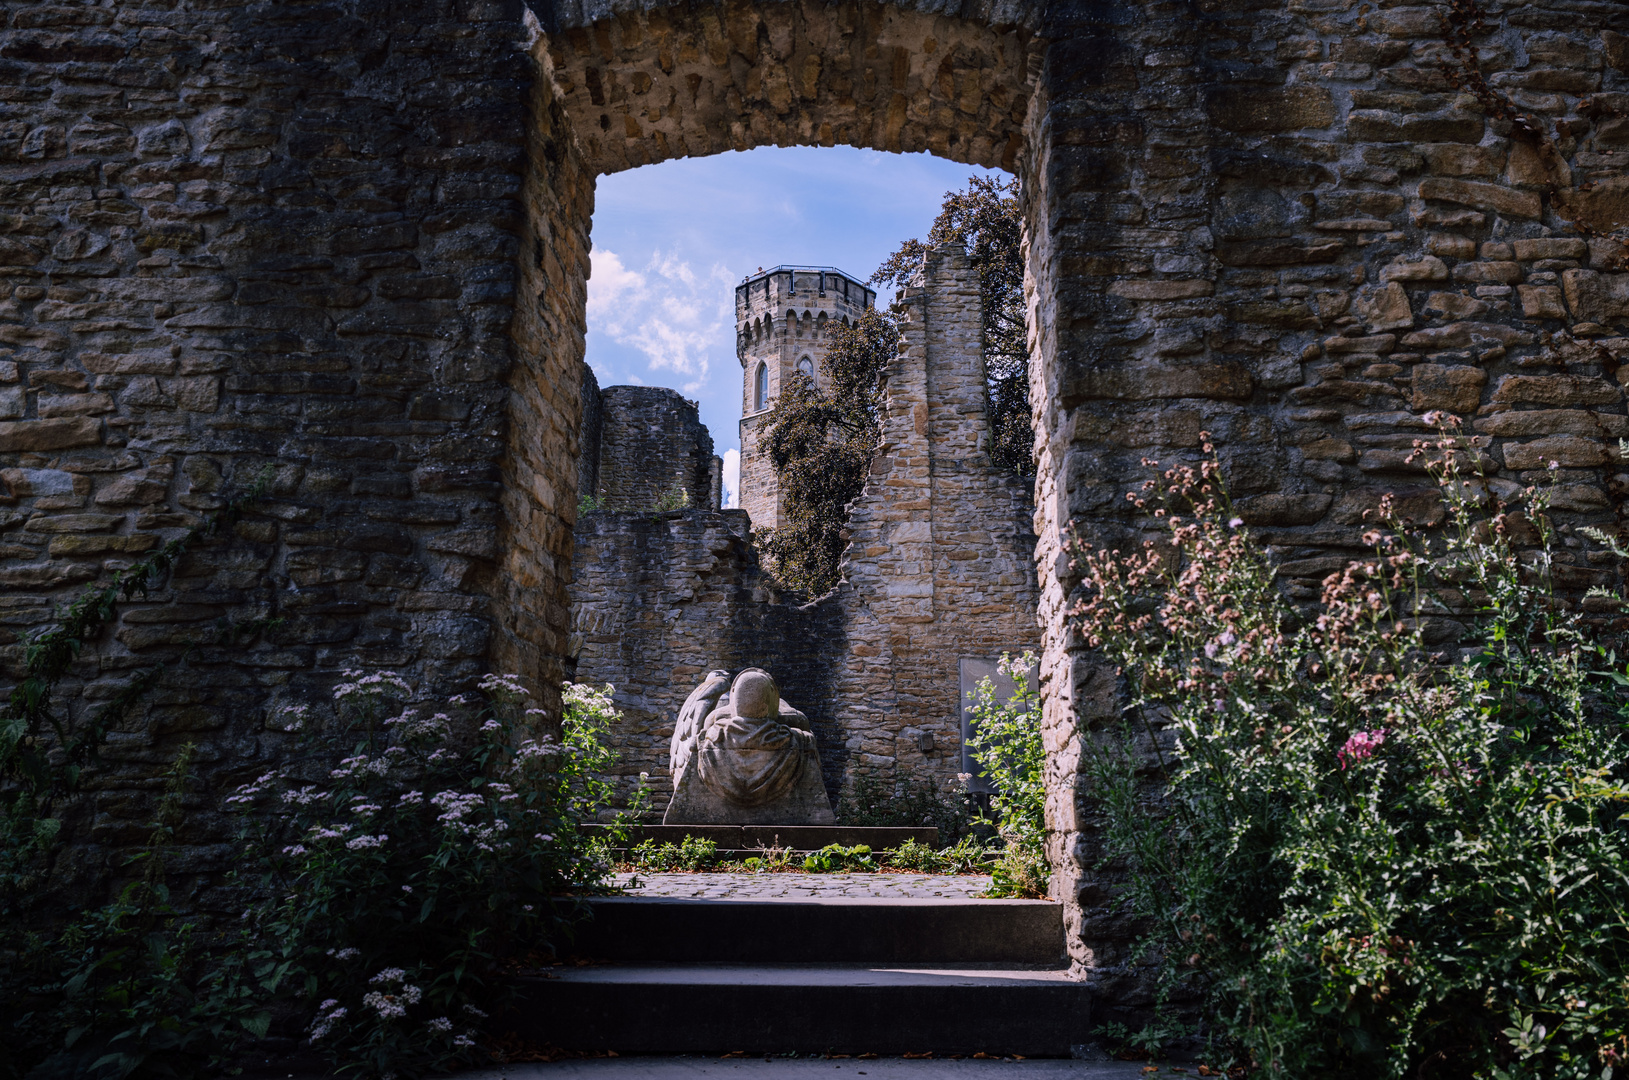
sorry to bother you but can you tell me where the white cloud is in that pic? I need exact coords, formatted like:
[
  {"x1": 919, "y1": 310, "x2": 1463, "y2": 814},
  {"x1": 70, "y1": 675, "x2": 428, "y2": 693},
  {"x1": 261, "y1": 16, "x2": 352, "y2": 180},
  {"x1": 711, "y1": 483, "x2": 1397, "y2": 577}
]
[
  {"x1": 721, "y1": 448, "x2": 740, "y2": 509},
  {"x1": 591, "y1": 248, "x2": 735, "y2": 390},
  {"x1": 586, "y1": 248, "x2": 646, "y2": 321}
]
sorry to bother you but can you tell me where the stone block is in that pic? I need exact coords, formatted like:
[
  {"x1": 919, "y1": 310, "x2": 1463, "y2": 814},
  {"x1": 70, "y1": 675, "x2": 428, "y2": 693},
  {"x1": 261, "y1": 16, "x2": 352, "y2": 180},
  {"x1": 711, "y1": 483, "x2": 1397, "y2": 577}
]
[
  {"x1": 1064, "y1": 363, "x2": 1253, "y2": 403},
  {"x1": 1235, "y1": 493, "x2": 1332, "y2": 526},
  {"x1": 1411, "y1": 364, "x2": 1486, "y2": 414},
  {"x1": 1452, "y1": 261, "x2": 1521, "y2": 284},
  {"x1": 0, "y1": 417, "x2": 100, "y2": 452},
  {"x1": 1502, "y1": 435, "x2": 1610, "y2": 470},
  {"x1": 1380, "y1": 255, "x2": 1448, "y2": 282},
  {"x1": 1420, "y1": 143, "x2": 1503, "y2": 178},
  {"x1": 1607, "y1": 30, "x2": 1629, "y2": 75},
  {"x1": 1491, "y1": 374, "x2": 1621, "y2": 407},
  {"x1": 1205, "y1": 86, "x2": 1335, "y2": 133},
  {"x1": 1474, "y1": 410, "x2": 1629, "y2": 438},
  {"x1": 1554, "y1": 177, "x2": 1629, "y2": 232},
  {"x1": 1352, "y1": 283, "x2": 1414, "y2": 332},
  {"x1": 1518, "y1": 285, "x2": 1567, "y2": 319},
  {"x1": 1107, "y1": 279, "x2": 1212, "y2": 300},
  {"x1": 1417, "y1": 178, "x2": 1542, "y2": 219},
  {"x1": 1512, "y1": 238, "x2": 1588, "y2": 261},
  {"x1": 1561, "y1": 269, "x2": 1629, "y2": 324}
]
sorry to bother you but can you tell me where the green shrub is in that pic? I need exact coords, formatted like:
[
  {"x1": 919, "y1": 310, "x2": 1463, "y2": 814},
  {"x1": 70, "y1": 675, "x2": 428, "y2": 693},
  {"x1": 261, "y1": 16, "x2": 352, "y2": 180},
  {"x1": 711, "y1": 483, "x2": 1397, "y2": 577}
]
[
  {"x1": 882, "y1": 836, "x2": 995, "y2": 874},
  {"x1": 802, "y1": 844, "x2": 875, "y2": 873},
  {"x1": 629, "y1": 835, "x2": 719, "y2": 872},
  {"x1": 1073, "y1": 431, "x2": 1629, "y2": 1079},
  {"x1": 230, "y1": 674, "x2": 626, "y2": 1078},
  {"x1": 965, "y1": 654, "x2": 1048, "y2": 898},
  {"x1": 2, "y1": 747, "x2": 282, "y2": 1080}
]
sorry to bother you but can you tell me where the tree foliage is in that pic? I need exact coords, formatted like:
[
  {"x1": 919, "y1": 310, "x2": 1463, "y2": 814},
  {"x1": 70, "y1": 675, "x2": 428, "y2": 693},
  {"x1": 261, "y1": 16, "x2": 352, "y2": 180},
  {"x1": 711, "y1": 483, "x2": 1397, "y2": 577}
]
[
  {"x1": 758, "y1": 307, "x2": 896, "y2": 596},
  {"x1": 873, "y1": 174, "x2": 1031, "y2": 475}
]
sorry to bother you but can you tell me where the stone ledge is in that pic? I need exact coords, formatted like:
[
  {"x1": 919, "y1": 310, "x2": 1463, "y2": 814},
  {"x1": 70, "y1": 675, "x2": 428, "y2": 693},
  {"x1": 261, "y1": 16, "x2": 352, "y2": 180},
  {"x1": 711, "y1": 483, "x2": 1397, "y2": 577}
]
[{"x1": 583, "y1": 824, "x2": 939, "y2": 852}]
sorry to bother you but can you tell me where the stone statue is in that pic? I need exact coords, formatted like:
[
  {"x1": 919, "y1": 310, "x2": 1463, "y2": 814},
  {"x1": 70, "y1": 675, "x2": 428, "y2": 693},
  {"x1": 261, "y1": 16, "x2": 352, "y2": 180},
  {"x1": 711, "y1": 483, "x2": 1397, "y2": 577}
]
[{"x1": 663, "y1": 667, "x2": 836, "y2": 825}]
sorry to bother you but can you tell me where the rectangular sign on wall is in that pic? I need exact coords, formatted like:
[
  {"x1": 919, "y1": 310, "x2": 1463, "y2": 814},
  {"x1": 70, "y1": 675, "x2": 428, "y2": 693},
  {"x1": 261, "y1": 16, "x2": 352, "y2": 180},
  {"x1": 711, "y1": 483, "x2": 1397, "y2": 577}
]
[{"x1": 958, "y1": 656, "x2": 1039, "y2": 795}]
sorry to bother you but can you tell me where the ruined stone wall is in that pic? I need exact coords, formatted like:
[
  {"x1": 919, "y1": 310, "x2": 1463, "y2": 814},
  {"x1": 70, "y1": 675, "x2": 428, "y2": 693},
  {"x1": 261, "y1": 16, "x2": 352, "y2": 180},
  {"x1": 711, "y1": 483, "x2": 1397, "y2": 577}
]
[
  {"x1": 0, "y1": 0, "x2": 558, "y2": 911},
  {"x1": 567, "y1": 508, "x2": 844, "y2": 813},
  {"x1": 2, "y1": 0, "x2": 1623, "y2": 1013},
  {"x1": 583, "y1": 385, "x2": 720, "y2": 512},
  {"x1": 577, "y1": 361, "x2": 603, "y2": 508},
  {"x1": 569, "y1": 245, "x2": 1040, "y2": 815},
  {"x1": 1023, "y1": 0, "x2": 1629, "y2": 1013}
]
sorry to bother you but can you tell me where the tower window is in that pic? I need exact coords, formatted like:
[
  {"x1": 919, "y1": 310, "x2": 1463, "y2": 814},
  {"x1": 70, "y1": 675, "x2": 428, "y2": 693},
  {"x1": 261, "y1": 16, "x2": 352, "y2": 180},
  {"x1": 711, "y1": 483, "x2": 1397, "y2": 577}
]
[
  {"x1": 754, "y1": 362, "x2": 768, "y2": 411},
  {"x1": 797, "y1": 356, "x2": 813, "y2": 379}
]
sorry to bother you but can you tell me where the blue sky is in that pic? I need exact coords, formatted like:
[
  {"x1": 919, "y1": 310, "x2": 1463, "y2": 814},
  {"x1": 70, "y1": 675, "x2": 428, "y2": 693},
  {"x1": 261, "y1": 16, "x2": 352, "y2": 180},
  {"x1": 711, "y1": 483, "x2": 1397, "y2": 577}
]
[{"x1": 585, "y1": 146, "x2": 1007, "y2": 507}]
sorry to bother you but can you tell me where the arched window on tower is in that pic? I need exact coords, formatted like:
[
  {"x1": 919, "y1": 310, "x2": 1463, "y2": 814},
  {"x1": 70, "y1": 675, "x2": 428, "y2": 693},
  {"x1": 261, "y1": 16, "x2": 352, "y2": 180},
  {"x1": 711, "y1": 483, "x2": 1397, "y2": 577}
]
[
  {"x1": 797, "y1": 356, "x2": 813, "y2": 380},
  {"x1": 754, "y1": 362, "x2": 768, "y2": 411}
]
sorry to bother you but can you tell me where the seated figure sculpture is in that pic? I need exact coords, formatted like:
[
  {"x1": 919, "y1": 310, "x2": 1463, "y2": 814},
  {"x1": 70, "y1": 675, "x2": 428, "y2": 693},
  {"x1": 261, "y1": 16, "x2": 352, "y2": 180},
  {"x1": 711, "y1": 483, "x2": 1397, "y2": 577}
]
[{"x1": 662, "y1": 667, "x2": 836, "y2": 825}]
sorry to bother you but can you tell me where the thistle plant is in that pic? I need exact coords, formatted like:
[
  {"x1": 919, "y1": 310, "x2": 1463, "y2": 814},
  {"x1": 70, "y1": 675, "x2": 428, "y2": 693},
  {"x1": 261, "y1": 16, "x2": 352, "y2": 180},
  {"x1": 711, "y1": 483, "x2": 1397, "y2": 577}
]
[{"x1": 1073, "y1": 429, "x2": 1629, "y2": 1079}]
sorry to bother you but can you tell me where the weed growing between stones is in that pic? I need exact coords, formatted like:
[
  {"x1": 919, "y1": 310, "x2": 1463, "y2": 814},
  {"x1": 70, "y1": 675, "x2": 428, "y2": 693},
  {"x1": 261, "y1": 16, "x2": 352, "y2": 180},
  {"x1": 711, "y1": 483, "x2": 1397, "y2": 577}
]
[
  {"x1": 1072, "y1": 430, "x2": 1629, "y2": 1078},
  {"x1": 965, "y1": 655, "x2": 1048, "y2": 899},
  {"x1": 628, "y1": 836, "x2": 720, "y2": 872},
  {"x1": 800, "y1": 844, "x2": 877, "y2": 873}
]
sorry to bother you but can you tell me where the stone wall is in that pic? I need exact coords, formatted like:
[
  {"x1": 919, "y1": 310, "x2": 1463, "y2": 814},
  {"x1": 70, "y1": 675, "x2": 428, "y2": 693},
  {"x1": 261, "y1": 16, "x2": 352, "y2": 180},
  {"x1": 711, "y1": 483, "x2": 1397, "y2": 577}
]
[
  {"x1": 569, "y1": 245, "x2": 1040, "y2": 815},
  {"x1": 0, "y1": 0, "x2": 556, "y2": 912},
  {"x1": 0, "y1": 0, "x2": 1623, "y2": 1017},
  {"x1": 579, "y1": 383, "x2": 721, "y2": 512},
  {"x1": 1022, "y1": 0, "x2": 1629, "y2": 1011}
]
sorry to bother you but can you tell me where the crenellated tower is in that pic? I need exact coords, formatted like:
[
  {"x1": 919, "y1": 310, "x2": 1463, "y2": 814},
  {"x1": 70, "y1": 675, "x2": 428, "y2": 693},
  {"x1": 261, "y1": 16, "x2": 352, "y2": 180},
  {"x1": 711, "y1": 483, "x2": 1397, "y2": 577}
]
[{"x1": 735, "y1": 265, "x2": 876, "y2": 529}]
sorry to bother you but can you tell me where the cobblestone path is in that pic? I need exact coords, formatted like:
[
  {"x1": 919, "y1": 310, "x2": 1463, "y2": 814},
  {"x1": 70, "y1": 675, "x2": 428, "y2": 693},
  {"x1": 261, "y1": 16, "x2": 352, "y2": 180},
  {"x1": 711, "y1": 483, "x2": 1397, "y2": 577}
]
[{"x1": 612, "y1": 872, "x2": 1003, "y2": 900}]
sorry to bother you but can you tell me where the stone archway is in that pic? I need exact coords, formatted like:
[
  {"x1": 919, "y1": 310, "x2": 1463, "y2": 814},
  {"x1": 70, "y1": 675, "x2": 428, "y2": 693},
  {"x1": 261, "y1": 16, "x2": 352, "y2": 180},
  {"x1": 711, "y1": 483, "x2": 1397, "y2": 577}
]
[{"x1": 493, "y1": 0, "x2": 1048, "y2": 770}]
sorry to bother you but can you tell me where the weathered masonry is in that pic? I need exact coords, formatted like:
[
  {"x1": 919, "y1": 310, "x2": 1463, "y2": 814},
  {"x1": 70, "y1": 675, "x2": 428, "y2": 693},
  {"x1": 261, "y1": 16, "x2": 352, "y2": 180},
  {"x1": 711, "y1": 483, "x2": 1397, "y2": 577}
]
[
  {"x1": 1, "y1": 0, "x2": 1626, "y2": 1010},
  {"x1": 569, "y1": 246, "x2": 1040, "y2": 815},
  {"x1": 577, "y1": 372, "x2": 723, "y2": 512}
]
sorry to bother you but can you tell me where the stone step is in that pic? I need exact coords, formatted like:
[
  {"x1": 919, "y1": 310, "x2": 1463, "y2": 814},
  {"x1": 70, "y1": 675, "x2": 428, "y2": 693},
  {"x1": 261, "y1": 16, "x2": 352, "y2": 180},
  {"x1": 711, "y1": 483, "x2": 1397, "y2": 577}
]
[
  {"x1": 513, "y1": 963, "x2": 1091, "y2": 1055},
  {"x1": 568, "y1": 897, "x2": 1066, "y2": 965}
]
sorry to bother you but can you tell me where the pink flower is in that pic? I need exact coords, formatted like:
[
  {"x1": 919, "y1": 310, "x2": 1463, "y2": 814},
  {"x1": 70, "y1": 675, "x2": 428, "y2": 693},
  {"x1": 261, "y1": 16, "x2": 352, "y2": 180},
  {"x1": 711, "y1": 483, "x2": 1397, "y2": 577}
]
[{"x1": 1338, "y1": 729, "x2": 1387, "y2": 770}]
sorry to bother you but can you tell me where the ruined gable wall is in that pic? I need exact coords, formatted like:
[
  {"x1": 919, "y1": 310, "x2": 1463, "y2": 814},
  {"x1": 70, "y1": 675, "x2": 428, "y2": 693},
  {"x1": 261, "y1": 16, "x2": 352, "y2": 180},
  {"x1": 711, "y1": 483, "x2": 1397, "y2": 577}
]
[
  {"x1": 587, "y1": 385, "x2": 720, "y2": 511},
  {"x1": 566, "y1": 508, "x2": 844, "y2": 814},
  {"x1": 830, "y1": 243, "x2": 1042, "y2": 797}
]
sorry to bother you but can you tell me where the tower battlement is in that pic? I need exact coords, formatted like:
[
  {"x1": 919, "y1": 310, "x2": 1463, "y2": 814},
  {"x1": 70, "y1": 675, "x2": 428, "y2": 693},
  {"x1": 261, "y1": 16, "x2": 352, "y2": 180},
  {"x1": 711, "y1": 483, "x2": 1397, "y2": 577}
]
[{"x1": 736, "y1": 265, "x2": 876, "y2": 529}]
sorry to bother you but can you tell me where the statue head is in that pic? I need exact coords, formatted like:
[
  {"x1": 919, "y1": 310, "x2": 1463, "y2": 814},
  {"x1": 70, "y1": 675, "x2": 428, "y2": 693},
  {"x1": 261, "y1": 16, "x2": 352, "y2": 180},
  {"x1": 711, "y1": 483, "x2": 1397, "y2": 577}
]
[{"x1": 730, "y1": 668, "x2": 779, "y2": 719}]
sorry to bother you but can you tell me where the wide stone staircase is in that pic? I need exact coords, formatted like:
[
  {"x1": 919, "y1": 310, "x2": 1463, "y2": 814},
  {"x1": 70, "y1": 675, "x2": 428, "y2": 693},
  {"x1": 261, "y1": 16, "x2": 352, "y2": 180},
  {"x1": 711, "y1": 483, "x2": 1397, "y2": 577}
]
[{"x1": 516, "y1": 888, "x2": 1090, "y2": 1056}]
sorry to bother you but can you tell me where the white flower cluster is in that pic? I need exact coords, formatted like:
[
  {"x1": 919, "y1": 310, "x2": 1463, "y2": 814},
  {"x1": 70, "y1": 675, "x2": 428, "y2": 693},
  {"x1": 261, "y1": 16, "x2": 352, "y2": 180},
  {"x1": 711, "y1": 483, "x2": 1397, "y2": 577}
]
[
  {"x1": 330, "y1": 754, "x2": 390, "y2": 780},
  {"x1": 430, "y1": 790, "x2": 483, "y2": 824},
  {"x1": 478, "y1": 673, "x2": 530, "y2": 697},
  {"x1": 360, "y1": 968, "x2": 422, "y2": 1020},
  {"x1": 225, "y1": 772, "x2": 278, "y2": 807},
  {"x1": 334, "y1": 669, "x2": 412, "y2": 703},
  {"x1": 385, "y1": 709, "x2": 451, "y2": 739},
  {"x1": 307, "y1": 823, "x2": 353, "y2": 842},
  {"x1": 309, "y1": 999, "x2": 347, "y2": 1043},
  {"x1": 345, "y1": 834, "x2": 388, "y2": 850}
]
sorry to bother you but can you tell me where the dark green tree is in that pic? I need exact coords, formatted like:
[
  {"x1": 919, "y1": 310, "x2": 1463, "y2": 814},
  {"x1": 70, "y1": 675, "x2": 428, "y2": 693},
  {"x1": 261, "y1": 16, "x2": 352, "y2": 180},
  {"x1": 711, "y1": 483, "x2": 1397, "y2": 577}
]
[
  {"x1": 873, "y1": 174, "x2": 1032, "y2": 475},
  {"x1": 758, "y1": 307, "x2": 898, "y2": 596}
]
